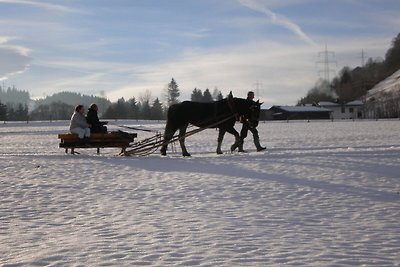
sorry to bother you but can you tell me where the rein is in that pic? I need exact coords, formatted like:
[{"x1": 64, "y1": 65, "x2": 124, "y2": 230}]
[{"x1": 108, "y1": 122, "x2": 160, "y2": 133}]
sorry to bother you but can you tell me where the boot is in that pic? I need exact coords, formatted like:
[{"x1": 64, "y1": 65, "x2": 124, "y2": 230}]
[
  {"x1": 254, "y1": 137, "x2": 266, "y2": 152},
  {"x1": 230, "y1": 142, "x2": 238, "y2": 152},
  {"x1": 238, "y1": 140, "x2": 247, "y2": 153}
]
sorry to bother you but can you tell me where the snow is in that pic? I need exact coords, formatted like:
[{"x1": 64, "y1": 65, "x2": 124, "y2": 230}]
[
  {"x1": 366, "y1": 69, "x2": 400, "y2": 99},
  {"x1": 274, "y1": 106, "x2": 331, "y2": 112},
  {"x1": 1, "y1": 119, "x2": 400, "y2": 266},
  {"x1": 318, "y1": 100, "x2": 363, "y2": 107}
]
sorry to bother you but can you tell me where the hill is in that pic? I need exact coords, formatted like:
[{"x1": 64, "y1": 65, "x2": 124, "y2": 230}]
[{"x1": 35, "y1": 91, "x2": 111, "y2": 113}]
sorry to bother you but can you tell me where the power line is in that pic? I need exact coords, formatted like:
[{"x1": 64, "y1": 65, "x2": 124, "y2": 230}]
[
  {"x1": 253, "y1": 80, "x2": 262, "y2": 98},
  {"x1": 317, "y1": 44, "x2": 337, "y2": 81},
  {"x1": 360, "y1": 49, "x2": 367, "y2": 67}
]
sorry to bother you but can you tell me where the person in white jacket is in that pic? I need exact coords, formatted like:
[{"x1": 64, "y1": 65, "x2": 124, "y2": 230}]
[{"x1": 69, "y1": 105, "x2": 91, "y2": 139}]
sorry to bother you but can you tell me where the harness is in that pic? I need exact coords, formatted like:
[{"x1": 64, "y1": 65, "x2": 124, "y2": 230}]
[{"x1": 226, "y1": 94, "x2": 240, "y2": 121}]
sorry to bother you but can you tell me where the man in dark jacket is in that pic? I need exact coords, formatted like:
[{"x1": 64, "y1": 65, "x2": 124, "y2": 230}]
[
  {"x1": 232, "y1": 91, "x2": 266, "y2": 152},
  {"x1": 86, "y1": 103, "x2": 108, "y2": 133}
]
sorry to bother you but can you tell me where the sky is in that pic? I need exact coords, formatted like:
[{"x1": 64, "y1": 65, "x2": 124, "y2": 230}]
[{"x1": 0, "y1": 0, "x2": 399, "y2": 107}]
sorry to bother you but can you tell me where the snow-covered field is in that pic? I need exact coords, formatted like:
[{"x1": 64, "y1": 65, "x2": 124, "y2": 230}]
[{"x1": 1, "y1": 119, "x2": 399, "y2": 266}]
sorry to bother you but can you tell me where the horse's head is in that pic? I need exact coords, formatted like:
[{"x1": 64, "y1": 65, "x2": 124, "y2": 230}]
[
  {"x1": 227, "y1": 92, "x2": 262, "y2": 128},
  {"x1": 246, "y1": 99, "x2": 262, "y2": 128}
]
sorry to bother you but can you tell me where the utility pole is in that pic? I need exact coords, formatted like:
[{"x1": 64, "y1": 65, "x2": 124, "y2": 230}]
[
  {"x1": 360, "y1": 49, "x2": 367, "y2": 67},
  {"x1": 317, "y1": 44, "x2": 337, "y2": 82},
  {"x1": 253, "y1": 80, "x2": 262, "y2": 98}
]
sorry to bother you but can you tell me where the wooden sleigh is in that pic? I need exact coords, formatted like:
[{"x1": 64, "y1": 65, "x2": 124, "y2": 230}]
[{"x1": 58, "y1": 132, "x2": 137, "y2": 155}]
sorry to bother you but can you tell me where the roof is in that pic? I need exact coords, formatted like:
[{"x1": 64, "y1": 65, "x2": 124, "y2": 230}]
[
  {"x1": 318, "y1": 101, "x2": 339, "y2": 106},
  {"x1": 318, "y1": 100, "x2": 364, "y2": 107},
  {"x1": 346, "y1": 100, "x2": 363, "y2": 106},
  {"x1": 272, "y1": 106, "x2": 332, "y2": 113}
]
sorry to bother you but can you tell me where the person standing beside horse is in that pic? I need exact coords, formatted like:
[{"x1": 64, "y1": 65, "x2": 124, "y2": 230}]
[
  {"x1": 233, "y1": 91, "x2": 266, "y2": 152},
  {"x1": 69, "y1": 105, "x2": 91, "y2": 139}
]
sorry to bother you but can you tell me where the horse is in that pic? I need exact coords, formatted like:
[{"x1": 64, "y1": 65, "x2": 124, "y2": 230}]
[{"x1": 160, "y1": 92, "x2": 262, "y2": 156}]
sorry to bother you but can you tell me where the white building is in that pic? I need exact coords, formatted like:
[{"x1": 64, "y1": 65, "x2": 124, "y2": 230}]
[{"x1": 318, "y1": 100, "x2": 364, "y2": 120}]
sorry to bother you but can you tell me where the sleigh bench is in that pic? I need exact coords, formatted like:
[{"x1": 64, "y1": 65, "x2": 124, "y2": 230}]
[{"x1": 58, "y1": 132, "x2": 137, "y2": 155}]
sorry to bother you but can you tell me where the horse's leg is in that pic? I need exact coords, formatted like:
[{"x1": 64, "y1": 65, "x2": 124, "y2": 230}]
[
  {"x1": 216, "y1": 128, "x2": 227, "y2": 154},
  {"x1": 178, "y1": 124, "x2": 191, "y2": 157},
  {"x1": 226, "y1": 127, "x2": 241, "y2": 152},
  {"x1": 160, "y1": 122, "x2": 177, "y2": 156}
]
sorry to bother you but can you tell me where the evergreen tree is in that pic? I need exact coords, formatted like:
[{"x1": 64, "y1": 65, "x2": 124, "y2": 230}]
[
  {"x1": 150, "y1": 98, "x2": 164, "y2": 120},
  {"x1": 0, "y1": 100, "x2": 7, "y2": 120},
  {"x1": 215, "y1": 91, "x2": 224, "y2": 101},
  {"x1": 140, "y1": 99, "x2": 151, "y2": 119},
  {"x1": 115, "y1": 98, "x2": 128, "y2": 119},
  {"x1": 15, "y1": 103, "x2": 28, "y2": 121},
  {"x1": 0, "y1": 86, "x2": 30, "y2": 104},
  {"x1": 103, "y1": 98, "x2": 128, "y2": 119},
  {"x1": 6, "y1": 104, "x2": 16, "y2": 121},
  {"x1": 202, "y1": 89, "x2": 213, "y2": 102},
  {"x1": 127, "y1": 97, "x2": 139, "y2": 119},
  {"x1": 139, "y1": 90, "x2": 152, "y2": 119},
  {"x1": 212, "y1": 88, "x2": 223, "y2": 100},
  {"x1": 166, "y1": 78, "x2": 180, "y2": 106},
  {"x1": 191, "y1": 88, "x2": 203, "y2": 102},
  {"x1": 103, "y1": 105, "x2": 117, "y2": 119}
]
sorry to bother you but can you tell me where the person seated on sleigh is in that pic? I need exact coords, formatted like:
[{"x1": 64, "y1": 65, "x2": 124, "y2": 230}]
[
  {"x1": 86, "y1": 103, "x2": 108, "y2": 133},
  {"x1": 70, "y1": 104, "x2": 91, "y2": 139}
]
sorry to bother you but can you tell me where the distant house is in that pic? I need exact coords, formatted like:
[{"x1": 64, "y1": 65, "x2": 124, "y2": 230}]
[
  {"x1": 269, "y1": 105, "x2": 332, "y2": 120},
  {"x1": 259, "y1": 109, "x2": 273, "y2": 121},
  {"x1": 318, "y1": 100, "x2": 364, "y2": 120}
]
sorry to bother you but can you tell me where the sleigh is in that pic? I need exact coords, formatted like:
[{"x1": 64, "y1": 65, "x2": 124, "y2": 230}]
[{"x1": 58, "y1": 132, "x2": 137, "y2": 155}]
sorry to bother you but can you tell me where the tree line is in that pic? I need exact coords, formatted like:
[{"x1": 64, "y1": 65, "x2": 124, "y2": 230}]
[
  {"x1": 1, "y1": 78, "x2": 224, "y2": 121},
  {"x1": 99, "y1": 79, "x2": 224, "y2": 120},
  {"x1": 0, "y1": 86, "x2": 30, "y2": 121}
]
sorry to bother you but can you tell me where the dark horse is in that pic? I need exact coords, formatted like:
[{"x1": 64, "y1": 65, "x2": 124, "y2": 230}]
[{"x1": 160, "y1": 92, "x2": 261, "y2": 156}]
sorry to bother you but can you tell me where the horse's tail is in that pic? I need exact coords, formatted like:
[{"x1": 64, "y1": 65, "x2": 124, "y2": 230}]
[
  {"x1": 161, "y1": 104, "x2": 181, "y2": 155},
  {"x1": 163, "y1": 103, "x2": 180, "y2": 137}
]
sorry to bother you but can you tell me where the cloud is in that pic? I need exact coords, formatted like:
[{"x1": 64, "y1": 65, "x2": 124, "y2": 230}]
[
  {"x1": 0, "y1": 36, "x2": 31, "y2": 80},
  {"x1": 101, "y1": 41, "x2": 318, "y2": 106},
  {"x1": 25, "y1": 40, "x2": 315, "y2": 106},
  {"x1": 237, "y1": 0, "x2": 317, "y2": 46},
  {"x1": 0, "y1": 0, "x2": 80, "y2": 13}
]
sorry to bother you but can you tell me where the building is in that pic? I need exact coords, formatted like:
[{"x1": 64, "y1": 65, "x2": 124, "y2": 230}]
[
  {"x1": 318, "y1": 101, "x2": 364, "y2": 120},
  {"x1": 269, "y1": 105, "x2": 332, "y2": 120}
]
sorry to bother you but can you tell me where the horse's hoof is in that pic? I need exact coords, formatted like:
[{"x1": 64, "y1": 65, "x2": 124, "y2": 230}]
[
  {"x1": 182, "y1": 152, "x2": 191, "y2": 157},
  {"x1": 216, "y1": 150, "x2": 223, "y2": 154},
  {"x1": 160, "y1": 149, "x2": 167, "y2": 156}
]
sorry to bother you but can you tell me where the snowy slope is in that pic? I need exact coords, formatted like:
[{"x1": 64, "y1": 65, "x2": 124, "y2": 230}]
[
  {"x1": 1, "y1": 120, "x2": 399, "y2": 266},
  {"x1": 367, "y1": 69, "x2": 400, "y2": 100}
]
